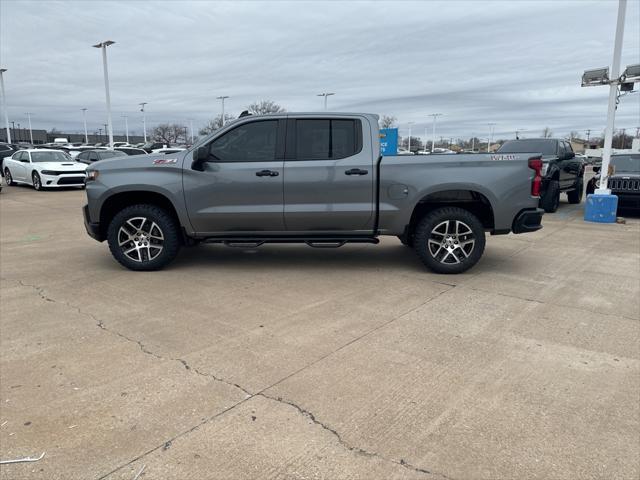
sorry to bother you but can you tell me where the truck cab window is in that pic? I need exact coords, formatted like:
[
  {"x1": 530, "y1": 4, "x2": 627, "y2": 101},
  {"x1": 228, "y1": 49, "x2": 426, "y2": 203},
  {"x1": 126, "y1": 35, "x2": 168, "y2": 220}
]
[
  {"x1": 295, "y1": 119, "x2": 360, "y2": 160},
  {"x1": 209, "y1": 120, "x2": 277, "y2": 162}
]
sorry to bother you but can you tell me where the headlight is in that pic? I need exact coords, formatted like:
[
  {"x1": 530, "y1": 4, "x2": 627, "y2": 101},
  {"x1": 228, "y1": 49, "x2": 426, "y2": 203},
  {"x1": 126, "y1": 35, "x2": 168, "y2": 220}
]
[{"x1": 86, "y1": 170, "x2": 99, "y2": 182}]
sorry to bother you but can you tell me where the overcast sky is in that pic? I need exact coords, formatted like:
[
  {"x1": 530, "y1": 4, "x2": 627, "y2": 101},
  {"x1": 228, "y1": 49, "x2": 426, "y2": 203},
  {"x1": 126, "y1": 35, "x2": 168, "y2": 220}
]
[{"x1": 1, "y1": 0, "x2": 639, "y2": 141}]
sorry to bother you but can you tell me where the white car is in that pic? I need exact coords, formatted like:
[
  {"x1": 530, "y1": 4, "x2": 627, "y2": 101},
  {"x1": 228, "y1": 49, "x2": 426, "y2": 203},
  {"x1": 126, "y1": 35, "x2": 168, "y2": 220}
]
[{"x1": 3, "y1": 149, "x2": 87, "y2": 190}]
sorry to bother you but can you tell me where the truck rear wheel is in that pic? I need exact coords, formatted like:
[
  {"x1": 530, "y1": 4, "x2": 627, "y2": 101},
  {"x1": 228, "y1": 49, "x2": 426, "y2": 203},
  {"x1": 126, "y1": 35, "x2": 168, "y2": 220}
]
[
  {"x1": 567, "y1": 177, "x2": 584, "y2": 204},
  {"x1": 107, "y1": 204, "x2": 181, "y2": 271},
  {"x1": 541, "y1": 180, "x2": 560, "y2": 213},
  {"x1": 413, "y1": 207, "x2": 486, "y2": 274}
]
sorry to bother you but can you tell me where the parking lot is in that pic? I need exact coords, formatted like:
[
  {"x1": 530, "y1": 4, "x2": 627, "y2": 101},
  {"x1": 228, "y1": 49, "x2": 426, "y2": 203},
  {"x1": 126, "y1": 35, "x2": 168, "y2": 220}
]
[{"x1": 0, "y1": 183, "x2": 638, "y2": 479}]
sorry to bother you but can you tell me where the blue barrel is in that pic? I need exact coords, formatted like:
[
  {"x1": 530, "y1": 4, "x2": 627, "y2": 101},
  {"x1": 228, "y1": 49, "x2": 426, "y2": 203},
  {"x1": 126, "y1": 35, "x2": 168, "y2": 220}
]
[{"x1": 584, "y1": 194, "x2": 618, "y2": 223}]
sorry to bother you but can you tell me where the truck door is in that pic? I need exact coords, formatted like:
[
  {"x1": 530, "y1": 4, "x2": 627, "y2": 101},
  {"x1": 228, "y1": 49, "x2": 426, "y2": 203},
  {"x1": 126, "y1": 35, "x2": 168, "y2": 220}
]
[
  {"x1": 182, "y1": 119, "x2": 285, "y2": 234},
  {"x1": 283, "y1": 117, "x2": 375, "y2": 233}
]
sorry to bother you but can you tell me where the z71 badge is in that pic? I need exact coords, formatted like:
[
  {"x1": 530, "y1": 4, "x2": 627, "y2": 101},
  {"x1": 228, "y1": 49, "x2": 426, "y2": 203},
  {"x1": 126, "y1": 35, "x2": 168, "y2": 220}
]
[
  {"x1": 153, "y1": 158, "x2": 177, "y2": 165},
  {"x1": 490, "y1": 154, "x2": 516, "y2": 161}
]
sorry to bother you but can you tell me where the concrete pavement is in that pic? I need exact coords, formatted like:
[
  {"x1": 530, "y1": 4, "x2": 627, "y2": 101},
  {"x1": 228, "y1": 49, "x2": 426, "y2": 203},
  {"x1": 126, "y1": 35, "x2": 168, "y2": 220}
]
[{"x1": 0, "y1": 185, "x2": 638, "y2": 479}]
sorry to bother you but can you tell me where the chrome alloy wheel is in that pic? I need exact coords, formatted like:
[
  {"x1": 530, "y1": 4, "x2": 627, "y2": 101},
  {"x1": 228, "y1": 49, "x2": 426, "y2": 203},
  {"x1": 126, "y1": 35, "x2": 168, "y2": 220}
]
[
  {"x1": 427, "y1": 220, "x2": 475, "y2": 264},
  {"x1": 117, "y1": 217, "x2": 164, "y2": 263}
]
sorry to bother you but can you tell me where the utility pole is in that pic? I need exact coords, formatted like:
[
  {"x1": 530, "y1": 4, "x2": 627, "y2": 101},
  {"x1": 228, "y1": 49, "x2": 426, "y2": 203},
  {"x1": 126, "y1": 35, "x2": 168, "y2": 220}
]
[
  {"x1": 428, "y1": 113, "x2": 442, "y2": 153},
  {"x1": 471, "y1": 134, "x2": 475, "y2": 152},
  {"x1": 619, "y1": 128, "x2": 626, "y2": 148},
  {"x1": 317, "y1": 92, "x2": 335, "y2": 110},
  {"x1": 487, "y1": 123, "x2": 496, "y2": 152},
  {"x1": 81, "y1": 108, "x2": 89, "y2": 143},
  {"x1": 586, "y1": 129, "x2": 591, "y2": 144},
  {"x1": 139, "y1": 102, "x2": 148, "y2": 142},
  {"x1": 0, "y1": 68, "x2": 10, "y2": 144},
  {"x1": 103, "y1": 123, "x2": 108, "y2": 143},
  {"x1": 189, "y1": 119, "x2": 194, "y2": 143},
  {"x1": 25, "y1": 112, "x2": 33, "y2": 144},
  {"x1": 216, "y1": 96, "x2": 229, "y2": 125}
]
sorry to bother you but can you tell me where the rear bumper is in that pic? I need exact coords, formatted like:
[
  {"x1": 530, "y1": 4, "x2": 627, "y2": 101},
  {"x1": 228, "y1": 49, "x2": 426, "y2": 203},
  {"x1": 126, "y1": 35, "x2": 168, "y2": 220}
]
[
  {"x1": 512, "y1": 208, "x2": 544, "y2": 234},
  {"x1": 83, "y1": 205, "x2": 104, "y2": 241}
]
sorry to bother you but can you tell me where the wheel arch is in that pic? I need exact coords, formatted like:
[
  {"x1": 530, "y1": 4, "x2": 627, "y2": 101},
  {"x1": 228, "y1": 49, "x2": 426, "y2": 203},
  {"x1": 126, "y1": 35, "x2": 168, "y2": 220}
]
[
  {"x1": 99, "y1": 190, "x2": 182, "y2": 240},
  {"x1": 405, "y1": 189, "x2": 495, "y2": 239}
]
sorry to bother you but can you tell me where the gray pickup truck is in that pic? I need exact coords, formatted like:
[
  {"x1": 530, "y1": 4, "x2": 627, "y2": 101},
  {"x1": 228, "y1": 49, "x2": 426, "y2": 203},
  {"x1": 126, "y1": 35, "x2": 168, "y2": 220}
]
[{"x1": 83, "y1": 113, "x2": 544, "y2": 273}]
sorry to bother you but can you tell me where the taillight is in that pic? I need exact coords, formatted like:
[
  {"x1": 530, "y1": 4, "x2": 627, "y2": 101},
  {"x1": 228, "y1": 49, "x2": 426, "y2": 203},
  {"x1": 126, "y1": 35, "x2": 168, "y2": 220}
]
[{"x1": 528, "y1": 157, "x2": 542, "y2": 197}]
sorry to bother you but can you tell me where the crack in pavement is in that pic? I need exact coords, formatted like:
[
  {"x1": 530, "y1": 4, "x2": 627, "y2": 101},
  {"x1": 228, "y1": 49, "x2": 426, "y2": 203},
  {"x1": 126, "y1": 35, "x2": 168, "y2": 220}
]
[{"x1": 15, "y1": 279, "x2": 456, "y2": 480}]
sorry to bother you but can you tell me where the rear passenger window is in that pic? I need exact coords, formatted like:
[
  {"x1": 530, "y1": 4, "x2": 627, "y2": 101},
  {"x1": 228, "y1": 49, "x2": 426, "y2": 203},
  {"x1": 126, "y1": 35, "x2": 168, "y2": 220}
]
[{"x1": 295, "y1": 119, "x2": 361, "y2": 160}]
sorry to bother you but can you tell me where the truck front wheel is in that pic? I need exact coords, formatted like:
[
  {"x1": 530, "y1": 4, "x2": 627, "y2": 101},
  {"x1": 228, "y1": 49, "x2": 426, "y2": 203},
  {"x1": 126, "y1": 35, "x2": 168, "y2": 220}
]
[
  {"x1": 413, "y1": 207, "x2": 486, "y2": 274},
  {"x1": 107, "y1": 204, "x2": 181, "y2": 271}
]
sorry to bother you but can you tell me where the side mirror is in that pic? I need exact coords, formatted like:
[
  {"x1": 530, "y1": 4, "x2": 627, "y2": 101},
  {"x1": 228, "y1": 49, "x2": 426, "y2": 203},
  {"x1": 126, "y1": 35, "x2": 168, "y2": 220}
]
[
  {"x1": 191, "y1": 146, "x2": 209, "y2": 171},
  {"x1": 593, "y1": 165, "x2": 601, "y2": 173},
  {"x1": 566, "y1": 151, "x2": 575, "y2": 160}
]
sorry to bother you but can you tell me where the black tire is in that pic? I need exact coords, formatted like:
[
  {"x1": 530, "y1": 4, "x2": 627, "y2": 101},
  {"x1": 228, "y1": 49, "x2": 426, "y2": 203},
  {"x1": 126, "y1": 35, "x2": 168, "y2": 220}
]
[
  {"x1": 413, "y1": 207, "x2": 486, "y2": 274},
  {"x1": 541, "y1": 180, "x2": 560, "y2": 213},
  {"x1": 397, "y1": 234, "x2": 413, "y2": 247},
  {"x1": 4, "y1": 168, "x2": 14, "y2": 186},
  {"x1": 567, "y1": 176, "x2": 584, "y2": 204},
  {"x1": 107, "y1": 204, "x2": 181, "y2": 271},
  {"x1": 32, "y1": 171, "x2": 43, "y2": 191}
]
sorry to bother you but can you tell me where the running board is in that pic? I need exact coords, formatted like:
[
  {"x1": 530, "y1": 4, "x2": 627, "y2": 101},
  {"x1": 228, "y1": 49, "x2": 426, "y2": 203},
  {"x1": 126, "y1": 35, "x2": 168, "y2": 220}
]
[{"x1": 204, "y1": 237, "x2": 379, "y2": 248}]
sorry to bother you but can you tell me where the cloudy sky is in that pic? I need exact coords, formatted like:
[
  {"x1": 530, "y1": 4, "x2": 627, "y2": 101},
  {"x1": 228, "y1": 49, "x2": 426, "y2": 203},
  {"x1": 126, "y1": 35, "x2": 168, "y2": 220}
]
[{"x1": 1, "y1": 0, "x2": 639, "y2": 142}]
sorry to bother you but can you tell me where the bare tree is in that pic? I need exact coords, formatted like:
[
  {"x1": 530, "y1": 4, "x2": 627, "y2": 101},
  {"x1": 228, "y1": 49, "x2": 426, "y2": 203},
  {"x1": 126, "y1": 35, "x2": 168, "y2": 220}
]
[
  {"x1": 199, "y1": 114, "x2": 235, "y2": 136},
  {"x1": 246, "y1": 100, "x2": 285, "y2": 115},
  {"x1": 380, "y1": 115, "x2": 397, "y2": 129},
  {"x1": 152, "y1": 123, "x2": 188, "y2": 144},
  {"x1": 542, "y1": 127, "x2": 553, "y2": 138}
]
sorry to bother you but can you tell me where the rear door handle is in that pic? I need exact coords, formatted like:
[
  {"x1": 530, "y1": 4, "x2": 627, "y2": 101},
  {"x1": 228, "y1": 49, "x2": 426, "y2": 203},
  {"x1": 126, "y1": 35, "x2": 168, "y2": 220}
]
[
  {"x1": 256, "y1": 169, "x2": 279, "y2": 177},
  {"x1": 345, "y1": 168, "x2": 368, "y2": 176}
]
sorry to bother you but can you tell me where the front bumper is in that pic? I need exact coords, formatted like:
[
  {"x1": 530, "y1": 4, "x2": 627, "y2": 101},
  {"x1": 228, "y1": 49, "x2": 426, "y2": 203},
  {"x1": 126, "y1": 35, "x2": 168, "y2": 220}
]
[
  {"x1": 83, "y1": 204, "x2": 104, "y2": 241},
  {"x1": 512, "y1": 208, "x2": 544, "y2": 234}
]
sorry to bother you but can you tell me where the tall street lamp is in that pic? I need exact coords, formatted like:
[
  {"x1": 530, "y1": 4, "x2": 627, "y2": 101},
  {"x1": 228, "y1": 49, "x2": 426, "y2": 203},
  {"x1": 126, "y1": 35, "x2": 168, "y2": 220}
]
[
  {"x1": 81, "y1": 108, "x2": 89, "y2": 143},
  {"x1": 139, "y1": 102, "x2": 148, "y2": 142},
  {"x1": 189, "y1": 119, "x2": 194, "y2": 143},
  {"x1": 216, "y1": 96, "x2": 229, "y2": 125},
  {"x1": 487, "y1": 123, "x2": 496, "y2": 152},
  {"x1": 428, "y1": 113, "x2": 442, "y2": 153},
  {"x1": 407, "y1": 121, "x2": 414, "y2": 152},
  {"x1": 0, "y1": 68, "x2": 10, "y2": 144},
  {"x1": 92, "y1": 40, "x2": 115, "y2": 148},
  {"x1": 317, "y1": 92, "x2": 334, "y2": 110},
  {"x1": 25, "y1": 112, "x2": 33, "y2": 144},
  {"x1": 122, "y1": 114, "x2": 129, "y2": 143}
]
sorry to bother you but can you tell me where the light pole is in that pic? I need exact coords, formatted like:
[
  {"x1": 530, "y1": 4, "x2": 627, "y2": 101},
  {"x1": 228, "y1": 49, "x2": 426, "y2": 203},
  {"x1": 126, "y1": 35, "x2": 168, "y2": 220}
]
[
  {"x1": 471, "y1": 134, "x2": 475, "y2": 152},
  {"x1": 428, "y1": 113, "x2": 442, "y2": 153},
  {"x1": 317, "y1": 92, "x2": 335, "y2": 110},
  {"x1": 81, "y1": 108, "x2": 89, "y2": 143},
  {"x1": 24, "y1": 112, "x2": 33, "y2": 144},
  {"x1": 487, "y1": 123, "x2": 496, "y2": 152},
  {"x1": 189, "y1": 119, "x2": 194, "y2": 143},
  {"x1": 139, "y1": 102, "x2": 147, "y2": 142},
  {"x1": 122, "y1": 115, "x2": 129, "y2": 143},
  {"x1": 92, "y1": 40, "x2": 115, "y2": 148},
  {"x1": 0, "y1": 68, "x2": 10, "y2": 144},
  {"x1": 216, "y1": 96, "x2": 229, "y2": 125}
]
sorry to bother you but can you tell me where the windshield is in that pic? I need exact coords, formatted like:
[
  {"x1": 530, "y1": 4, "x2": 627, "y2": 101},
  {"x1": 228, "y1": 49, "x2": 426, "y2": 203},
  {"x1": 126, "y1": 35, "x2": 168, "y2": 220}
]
[
  {"x1": 98, "y1": 151, "x2": 125, "y2": 159},
  {"x1": 30, "y1": 151, "x2": 70, "y2": 163},
  {"x1": 497, "y1": 140, "x2": 557, "y2": 156},
  {"x1": 611, "y1": 155, "x2": 640, "y2": 173}
]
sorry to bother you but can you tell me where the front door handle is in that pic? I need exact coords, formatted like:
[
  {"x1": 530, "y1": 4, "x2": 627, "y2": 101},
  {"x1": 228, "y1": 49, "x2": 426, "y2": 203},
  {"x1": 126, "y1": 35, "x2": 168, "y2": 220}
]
[
  {"x1": 256, "y1": 169, "x2": 279, "y2": 177},
  {"x1": 345, "y1": 168, "x2": 368, "y2": 176}
]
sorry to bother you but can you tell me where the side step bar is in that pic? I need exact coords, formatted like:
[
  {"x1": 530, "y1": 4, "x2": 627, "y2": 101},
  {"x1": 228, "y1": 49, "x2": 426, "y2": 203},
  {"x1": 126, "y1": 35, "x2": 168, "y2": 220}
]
[{"x1": 205, "y1": 237, "x2": 379, "y2": 248}]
